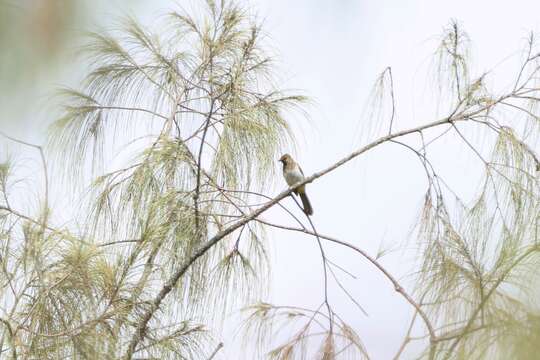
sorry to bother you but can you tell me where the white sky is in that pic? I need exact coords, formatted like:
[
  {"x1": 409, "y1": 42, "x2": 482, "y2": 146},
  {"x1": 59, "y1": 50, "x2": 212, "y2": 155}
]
[{"x1": 3, "y1": 0, "x2": 540, "y2": 358}]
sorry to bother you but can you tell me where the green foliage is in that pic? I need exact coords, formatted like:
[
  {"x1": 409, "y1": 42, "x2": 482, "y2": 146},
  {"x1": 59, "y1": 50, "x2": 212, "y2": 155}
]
[{"x1": 2, "y1": 1, "x2": 305, "y2": 358}]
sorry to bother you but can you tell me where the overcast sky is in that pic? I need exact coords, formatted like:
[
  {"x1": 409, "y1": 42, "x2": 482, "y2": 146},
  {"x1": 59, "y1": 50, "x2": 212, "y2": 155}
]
[
  {"x1": 223, "y1": 1, "x2": 540, "y2": 358},
  {"x1": 3, "y1": 0, "x2": 540, "y2": 358}
]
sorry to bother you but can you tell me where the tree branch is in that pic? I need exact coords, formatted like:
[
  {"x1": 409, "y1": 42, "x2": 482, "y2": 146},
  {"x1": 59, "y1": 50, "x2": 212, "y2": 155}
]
[{"x1": 122, "y1": 110, "x2": 471, "y2": 358}]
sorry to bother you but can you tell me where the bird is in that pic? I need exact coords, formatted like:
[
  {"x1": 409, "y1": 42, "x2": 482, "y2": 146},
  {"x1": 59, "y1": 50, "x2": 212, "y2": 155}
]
[{"x1": 279, "y1": 154, "x2": 313, "y2": 216}]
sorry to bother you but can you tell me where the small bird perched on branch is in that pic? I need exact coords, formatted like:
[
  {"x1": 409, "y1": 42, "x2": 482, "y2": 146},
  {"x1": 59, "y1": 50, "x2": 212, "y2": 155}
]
[{"x1": 279, "y1": 154, "x2": 313, "y2": 216}]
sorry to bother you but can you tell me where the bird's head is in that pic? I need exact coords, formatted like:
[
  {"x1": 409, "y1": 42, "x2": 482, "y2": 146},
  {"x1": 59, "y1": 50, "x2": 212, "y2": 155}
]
[{"x1": 279, "y1": 153, "x2": 293, "y2": 166}]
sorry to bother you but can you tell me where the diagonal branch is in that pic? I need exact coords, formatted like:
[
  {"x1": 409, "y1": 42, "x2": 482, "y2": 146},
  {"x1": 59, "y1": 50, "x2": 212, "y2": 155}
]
[
  {"x1": 257, "y1": 219, "x2": 437, "y2": 345},
  {"x1": 122, "y1": 110, "x2": 473, "y2": 358}
]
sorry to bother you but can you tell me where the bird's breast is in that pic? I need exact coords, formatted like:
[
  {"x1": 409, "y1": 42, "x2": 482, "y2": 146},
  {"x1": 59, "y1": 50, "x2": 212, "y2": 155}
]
[{"x1": 284, "y1": 168, "x2": 304, "y2": 186}]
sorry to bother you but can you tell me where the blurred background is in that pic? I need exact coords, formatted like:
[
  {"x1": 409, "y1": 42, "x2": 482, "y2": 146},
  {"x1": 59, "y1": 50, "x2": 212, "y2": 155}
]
[{"x1": 0, "y1": 0, "x2": 146, "y2": 136}]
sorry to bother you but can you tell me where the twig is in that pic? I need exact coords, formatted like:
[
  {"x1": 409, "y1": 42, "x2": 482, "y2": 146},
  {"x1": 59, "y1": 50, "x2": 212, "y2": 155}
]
[
  {"x1": 290, "y1": 195, "x2": 334, "y2": 333},
  {"x1": 207, "y1": 342, "x2": 223, "y2": 360},
  {"x1": 327, "y1": 263, "x2": 368, "y2": 316},
  {"x1": 194, "y1": 99, "x2": 216, "y2": 236},
  {"x1": 386, "y1": 67, "x2": 397, "y2": 134},
  {"x1": 392, "y1": 311, "x2": 418, "y2": 360}
]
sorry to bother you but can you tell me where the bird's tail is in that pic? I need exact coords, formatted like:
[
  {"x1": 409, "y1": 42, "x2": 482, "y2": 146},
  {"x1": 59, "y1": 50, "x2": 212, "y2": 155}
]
[{"x1": 299, "y1": 191, "x2": 313, "y2": 216}]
